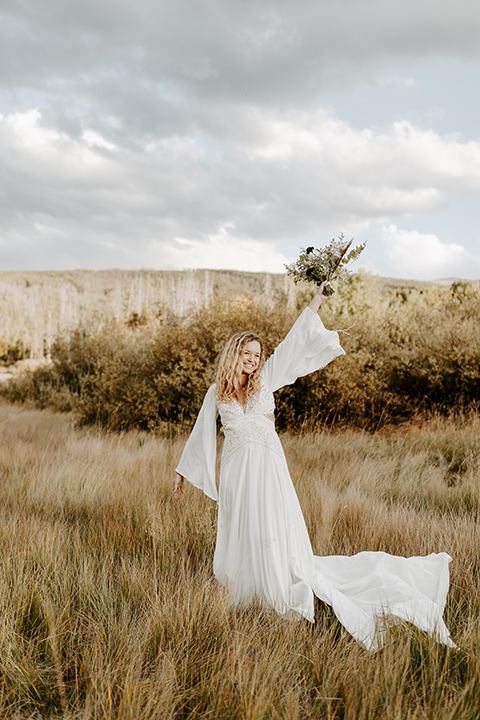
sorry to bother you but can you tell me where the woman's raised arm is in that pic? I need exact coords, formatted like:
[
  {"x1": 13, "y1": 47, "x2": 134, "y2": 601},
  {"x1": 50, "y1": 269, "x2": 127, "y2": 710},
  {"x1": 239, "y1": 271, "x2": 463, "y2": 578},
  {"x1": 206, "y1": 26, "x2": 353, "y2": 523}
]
[
  {"x1": 261, "y1": 281, "x2": 344, "y2": 393},
  {"x1": 307, "y1": 280, "x2": 330, "y2": 314}
]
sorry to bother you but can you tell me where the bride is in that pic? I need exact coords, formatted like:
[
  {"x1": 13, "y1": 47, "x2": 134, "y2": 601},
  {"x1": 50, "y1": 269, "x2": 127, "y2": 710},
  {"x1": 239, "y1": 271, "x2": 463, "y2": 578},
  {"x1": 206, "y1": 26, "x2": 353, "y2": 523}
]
[{"x1": 173, "y1": 282, "x2": 454, "y2": 651}]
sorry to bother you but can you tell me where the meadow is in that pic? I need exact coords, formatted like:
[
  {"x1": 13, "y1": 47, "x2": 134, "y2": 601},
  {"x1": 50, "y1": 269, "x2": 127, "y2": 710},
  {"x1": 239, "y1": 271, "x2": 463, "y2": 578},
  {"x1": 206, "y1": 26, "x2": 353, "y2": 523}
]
[{"x1": 1, "y1": 401, "x2": 479, "y2": 719}]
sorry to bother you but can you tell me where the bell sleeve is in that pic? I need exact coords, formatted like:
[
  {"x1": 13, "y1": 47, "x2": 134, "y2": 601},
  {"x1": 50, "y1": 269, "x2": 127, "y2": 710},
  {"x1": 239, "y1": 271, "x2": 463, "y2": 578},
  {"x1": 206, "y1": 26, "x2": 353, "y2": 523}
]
[
  {"x1": 175, "y1": 384, "x2": 219, "y2": 502},
  {"x1": 261, "y1": 308, "x2": 345, "y2": 392}
]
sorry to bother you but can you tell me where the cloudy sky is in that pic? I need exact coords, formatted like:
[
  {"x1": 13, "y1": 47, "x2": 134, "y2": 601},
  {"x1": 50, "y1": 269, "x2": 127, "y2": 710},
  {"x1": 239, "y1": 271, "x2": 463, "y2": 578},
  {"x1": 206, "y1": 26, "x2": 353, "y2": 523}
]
[{"x1": 1, "y1": 0, "x2": 479, "y2": 280}]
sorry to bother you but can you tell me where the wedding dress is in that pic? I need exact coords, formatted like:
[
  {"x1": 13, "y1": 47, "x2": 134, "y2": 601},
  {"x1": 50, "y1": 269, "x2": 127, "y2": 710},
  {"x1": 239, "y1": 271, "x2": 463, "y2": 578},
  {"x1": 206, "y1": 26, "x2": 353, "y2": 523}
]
[{"x1": 176, "y1": 308, "x2": 454, "y2": 651}]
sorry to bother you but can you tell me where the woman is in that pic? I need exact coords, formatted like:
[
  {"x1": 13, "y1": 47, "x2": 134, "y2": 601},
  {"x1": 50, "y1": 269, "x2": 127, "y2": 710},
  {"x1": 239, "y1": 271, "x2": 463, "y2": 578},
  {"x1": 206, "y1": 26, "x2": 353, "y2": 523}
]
[{"x1": 173, "y1": 282, "x2": 454, "y2": 651}]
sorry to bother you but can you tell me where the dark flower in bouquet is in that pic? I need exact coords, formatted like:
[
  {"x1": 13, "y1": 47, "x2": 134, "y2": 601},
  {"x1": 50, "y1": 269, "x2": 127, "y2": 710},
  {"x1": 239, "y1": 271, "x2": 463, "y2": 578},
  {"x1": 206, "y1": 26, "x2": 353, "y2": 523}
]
[{"x1": 285, "y1": 234, "x2": 366, "y2": 295}]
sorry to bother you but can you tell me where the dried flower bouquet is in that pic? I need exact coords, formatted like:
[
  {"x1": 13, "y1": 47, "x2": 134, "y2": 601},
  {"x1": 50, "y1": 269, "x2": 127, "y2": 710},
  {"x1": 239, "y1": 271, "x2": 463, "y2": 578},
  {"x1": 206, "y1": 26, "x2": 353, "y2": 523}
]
[{"x1": 285, "y1": 234, "x2": 366, "y2": 295}]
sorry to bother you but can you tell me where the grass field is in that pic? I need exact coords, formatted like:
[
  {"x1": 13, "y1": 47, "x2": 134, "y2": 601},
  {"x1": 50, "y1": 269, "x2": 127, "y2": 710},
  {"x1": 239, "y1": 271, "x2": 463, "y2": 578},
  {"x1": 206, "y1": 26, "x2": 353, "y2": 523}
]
[{"x1": 0, "y1": 401, "x2": 479, "y2": 719}]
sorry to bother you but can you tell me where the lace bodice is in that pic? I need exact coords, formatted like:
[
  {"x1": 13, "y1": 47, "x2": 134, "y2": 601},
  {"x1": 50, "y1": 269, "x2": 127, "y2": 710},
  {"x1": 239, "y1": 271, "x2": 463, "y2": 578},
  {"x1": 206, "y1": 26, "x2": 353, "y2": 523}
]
[
  {"x1": 217, "y1": 382, "x2": 275, "y2": 424},
  {"x1": 217, "y1": 383, "x2": 284, "y2": 462}
]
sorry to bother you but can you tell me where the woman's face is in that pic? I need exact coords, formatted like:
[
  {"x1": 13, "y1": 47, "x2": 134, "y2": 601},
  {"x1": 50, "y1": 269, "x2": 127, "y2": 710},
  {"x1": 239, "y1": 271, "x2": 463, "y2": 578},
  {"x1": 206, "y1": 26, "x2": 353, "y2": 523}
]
[{"x1": 242, "y1": 340, "x2": 261, "y2": 375}]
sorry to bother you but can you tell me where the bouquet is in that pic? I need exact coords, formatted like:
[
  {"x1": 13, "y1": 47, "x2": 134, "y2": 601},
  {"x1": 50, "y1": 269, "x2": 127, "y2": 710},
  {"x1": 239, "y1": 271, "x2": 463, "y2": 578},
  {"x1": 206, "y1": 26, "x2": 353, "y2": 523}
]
[{"x1": 285, "y1": 234, "x2": 366, "y2": 295}]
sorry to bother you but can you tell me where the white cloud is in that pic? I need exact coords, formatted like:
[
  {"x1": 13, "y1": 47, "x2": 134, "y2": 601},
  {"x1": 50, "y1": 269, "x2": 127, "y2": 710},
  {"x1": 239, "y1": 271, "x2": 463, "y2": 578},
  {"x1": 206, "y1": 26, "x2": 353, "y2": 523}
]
[
  {"x1": 82, "y1": 130, "x2": 118, "y2": 152},
  {"x1": 1, "y1": 107, "x2": 480, "y2": 273},
  {"x1": 382, "y1": 225, "x2": 475, "y2": 279},
  {"x1": 154, "y1": 225, "x2": 290, "y2": 273}
]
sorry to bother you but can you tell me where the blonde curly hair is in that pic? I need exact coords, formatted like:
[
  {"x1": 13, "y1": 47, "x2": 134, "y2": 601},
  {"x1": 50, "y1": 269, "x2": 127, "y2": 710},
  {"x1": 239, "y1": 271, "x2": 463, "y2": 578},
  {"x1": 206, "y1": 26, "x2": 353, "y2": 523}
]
[{"x1": 215, "y1": 331, "x2": 264, "y2": 404}]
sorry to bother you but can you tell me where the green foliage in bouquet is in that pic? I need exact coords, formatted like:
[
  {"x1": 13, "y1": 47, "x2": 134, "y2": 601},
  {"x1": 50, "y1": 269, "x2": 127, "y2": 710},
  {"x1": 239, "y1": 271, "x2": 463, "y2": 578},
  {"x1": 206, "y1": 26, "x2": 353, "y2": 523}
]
[{"x1": 285, "y1": 234, "x2": 366, "y2": 295}]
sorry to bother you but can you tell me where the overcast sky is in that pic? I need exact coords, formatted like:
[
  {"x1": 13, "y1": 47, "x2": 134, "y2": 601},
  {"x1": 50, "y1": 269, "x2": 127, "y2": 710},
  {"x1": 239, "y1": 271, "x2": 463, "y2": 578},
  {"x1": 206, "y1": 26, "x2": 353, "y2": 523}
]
[{"x1": 1, "y1": 0, "x2": 479, "y2": 280}]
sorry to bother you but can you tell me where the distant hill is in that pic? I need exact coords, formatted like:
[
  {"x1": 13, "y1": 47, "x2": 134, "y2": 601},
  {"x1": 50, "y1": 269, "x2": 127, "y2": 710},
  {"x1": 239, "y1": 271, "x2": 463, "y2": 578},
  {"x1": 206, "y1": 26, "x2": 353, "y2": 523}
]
[{"x1": 434, "y1": 277, "x2": 464, "y2": 286}]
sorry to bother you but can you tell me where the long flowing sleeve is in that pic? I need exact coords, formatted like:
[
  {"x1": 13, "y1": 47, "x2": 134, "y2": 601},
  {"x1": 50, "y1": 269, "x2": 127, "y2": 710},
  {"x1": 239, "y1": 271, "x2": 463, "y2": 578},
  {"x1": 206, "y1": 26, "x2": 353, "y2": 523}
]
[
  {"x1": 175, "y1": 384, "x2": 218, "y2": 502},
  {"x1": 261, "y1": 308, "x2": 345, "y2": 392}
]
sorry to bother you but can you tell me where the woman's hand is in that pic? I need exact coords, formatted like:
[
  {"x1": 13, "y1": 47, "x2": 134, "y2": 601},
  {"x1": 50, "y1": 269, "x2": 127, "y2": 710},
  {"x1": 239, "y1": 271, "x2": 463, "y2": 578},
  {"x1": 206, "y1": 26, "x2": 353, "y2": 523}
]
[
  {"x1": 308, "y1": 280, "x2": 334, "y2": 313},
  {"x1": 173, "y1": 472, "x2": 185, "y2": 500},
  {"x1": 318, "y1": 280, "x2": 333, "y2": 302}
]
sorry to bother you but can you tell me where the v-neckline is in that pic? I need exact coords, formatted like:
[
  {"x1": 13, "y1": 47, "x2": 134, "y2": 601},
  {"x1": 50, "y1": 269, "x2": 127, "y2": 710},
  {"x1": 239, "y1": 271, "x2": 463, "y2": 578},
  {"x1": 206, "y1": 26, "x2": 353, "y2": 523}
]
[
  {"x1": 237, "y1": 386, "x2": 247, "y2": 411},
  {"x1": 236, "y1": 398, "x2": 246, "y2": 412}
]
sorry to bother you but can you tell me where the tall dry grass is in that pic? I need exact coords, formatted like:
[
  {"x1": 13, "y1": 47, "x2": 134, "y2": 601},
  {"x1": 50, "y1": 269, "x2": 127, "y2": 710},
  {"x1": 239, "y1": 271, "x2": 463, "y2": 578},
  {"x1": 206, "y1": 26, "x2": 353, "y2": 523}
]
[{"x1": 0, "y1": 401, "x2": 479, "y2": 719}]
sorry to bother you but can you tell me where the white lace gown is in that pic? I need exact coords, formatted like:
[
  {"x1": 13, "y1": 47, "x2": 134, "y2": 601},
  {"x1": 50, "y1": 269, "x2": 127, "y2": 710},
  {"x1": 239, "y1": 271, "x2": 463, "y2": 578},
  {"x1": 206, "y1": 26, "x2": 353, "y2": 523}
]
[{"x1": 176, "y1": 308, "x2": 454, "y2": 651}]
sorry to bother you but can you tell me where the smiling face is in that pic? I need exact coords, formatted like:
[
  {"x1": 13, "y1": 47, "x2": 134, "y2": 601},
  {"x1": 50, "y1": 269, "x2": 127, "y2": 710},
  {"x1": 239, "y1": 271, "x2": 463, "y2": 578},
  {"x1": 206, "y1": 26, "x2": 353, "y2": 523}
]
[
  {"x1": 241, "y1": 340, "x2": 262, "y2": 375},
  {"x1": 215, "y1": 331, "x2": 264, "y2": 403}
]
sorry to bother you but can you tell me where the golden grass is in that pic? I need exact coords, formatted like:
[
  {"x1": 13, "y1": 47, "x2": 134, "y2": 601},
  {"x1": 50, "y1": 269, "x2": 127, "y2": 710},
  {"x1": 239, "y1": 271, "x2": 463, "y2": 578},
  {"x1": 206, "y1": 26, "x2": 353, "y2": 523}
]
[{"x1": 0, "y1": 402, "x2": 479, "y2": 719}]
